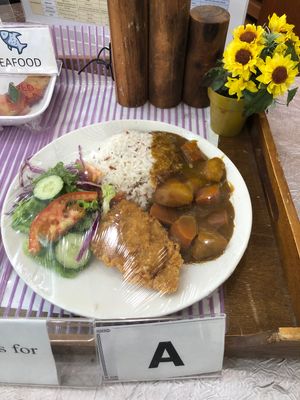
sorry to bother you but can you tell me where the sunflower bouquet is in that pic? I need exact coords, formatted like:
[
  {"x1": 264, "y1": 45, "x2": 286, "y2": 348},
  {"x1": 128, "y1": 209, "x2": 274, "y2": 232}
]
[{"x1": 205, "y1": 13, "x2": 300, "y2": 117}]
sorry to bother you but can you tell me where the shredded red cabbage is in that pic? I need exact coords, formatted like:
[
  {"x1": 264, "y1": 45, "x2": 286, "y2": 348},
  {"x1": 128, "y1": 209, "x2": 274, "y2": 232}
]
[
  {"x1": 78, "y1": 145, "x2": 86, "y2": 170},
  {"x1": 65, "y1": 164, "x2": 80, "y2": 175},
  {"x1": 19, "y1": 156, "x2": 45, "y2": 187},
  {"x1": 6, "y1": 189, "x2": 33, "y2": 215},
  {"x1": 77, "y1": 181, "x2": 102, "y2": 189},
  {"x1": 76, "y1": 214, "x2": 99, "y2": 262}
]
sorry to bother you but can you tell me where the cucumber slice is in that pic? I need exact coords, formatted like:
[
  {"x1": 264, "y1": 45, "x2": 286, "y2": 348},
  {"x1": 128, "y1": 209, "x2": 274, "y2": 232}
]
[
  {"x1": 33, "y1": 175, "x2": 64, "y2": 200},
  {"x1": 55, "y1": 233, "x2": 91, "y2": 270}
]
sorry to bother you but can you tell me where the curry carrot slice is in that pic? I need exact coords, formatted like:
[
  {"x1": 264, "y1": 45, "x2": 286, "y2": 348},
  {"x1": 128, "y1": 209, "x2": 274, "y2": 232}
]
[
  {"x1": 150, "y1": 203, "x2": 179, "y2": 225},
  {"x1": 170, "y1": 215, "x2": 197, "y2": 249},
  {"x1": 207, "y1": 209, "x2": 228, "y2": 228},
  {"x1": 181, "y1": 140, "x2": 205, "y2": 164},
  {"x1": 195, "y1": 184, "x2": 220, "y2": 206}
]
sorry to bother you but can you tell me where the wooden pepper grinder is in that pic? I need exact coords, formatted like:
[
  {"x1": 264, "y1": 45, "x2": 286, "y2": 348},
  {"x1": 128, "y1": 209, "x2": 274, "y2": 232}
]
[
  {"x1": 107, "y1": 0, "x2": 148, "y2": 107},
  {"x1": 149, "y1": 0, "x2": 191, "y2": 108},
  {"x1": 183, "y1": 6, "x2": 230, "y2": 108}
]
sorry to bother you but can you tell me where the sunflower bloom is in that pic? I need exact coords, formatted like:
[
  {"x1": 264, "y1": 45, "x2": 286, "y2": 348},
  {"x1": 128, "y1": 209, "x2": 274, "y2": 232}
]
[
  {"x1": 257, "y1": 53, "x2": 298, "y2": 97},
  {"x1": 225, "y1": 77, "x2": 258, "y2": 100},
  {"x1": 233, "y1": 24, "x2": 265, "y2": 45},
  {"x1": 268, "y1": 13, "x2": 294, "y2": 42},
  {"x1": 223, "y1": 40, "x2": 262, "y2": 80},
  {"x1": 274, "y1": 42, "x2": 288, "y2": 55}
]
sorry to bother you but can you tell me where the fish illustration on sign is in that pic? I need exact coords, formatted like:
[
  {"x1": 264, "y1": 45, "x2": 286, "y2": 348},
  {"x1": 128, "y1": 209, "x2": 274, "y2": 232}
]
[{"x1": 0, "y1": 30, "x2": 27, "y2": 55}]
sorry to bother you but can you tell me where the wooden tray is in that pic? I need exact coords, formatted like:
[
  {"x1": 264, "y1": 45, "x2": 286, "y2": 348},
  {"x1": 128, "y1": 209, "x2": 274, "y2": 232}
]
[{"x1": 220, "y1": 113, "x2": 300, "y2": 357}]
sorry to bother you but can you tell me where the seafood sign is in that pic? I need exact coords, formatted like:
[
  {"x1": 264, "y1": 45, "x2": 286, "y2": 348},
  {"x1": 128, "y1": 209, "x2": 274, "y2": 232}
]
[
  {"x1": 0, "y1": 26, "x2": 58, "y2": 75},
  {"x1": 0, "y1": 30, "x2": 27, "y2": 55}
]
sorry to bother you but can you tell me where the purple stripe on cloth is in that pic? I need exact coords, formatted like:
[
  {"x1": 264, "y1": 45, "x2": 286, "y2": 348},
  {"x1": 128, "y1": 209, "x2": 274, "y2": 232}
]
[
  {"x1": 105, "y1": 78, "x2": 114, "y2": 121},
  {"x1": 147, "y1": 101, "x2": 150, "y2": 120},
  {"x1": 59, "y1": 25, "x2": 69, "y2": 85},
  {"x1": 45, "y1": 25, "x2": 72, "y2": 132},
  {"x1": 73, "y1": 27, "x2": 90, "y2": 130},
  {"x1": 202, "y1": 108, "x2": 207, "y2": 140},
  {"x1": 181, "y1": 103, "x2": 185, "y2": 129},
  {"x1": 38, "y1": 76, "x2": 62, "y2": 131},
  {"x1": 65, "y1": 26, "x2": 83, "y2": 133},
  {"x1": 26, "y1": 292, "x2": 36, "y2": 317},
  {"x1": 188, "y1": 106, "x2": 192, "y2": 132},
  {"x1": 81, "y1": 26, "x2": 88, "y2": 83},
  {"x1": 209, "y1": 296, "x2": 215, "y2": 316},
  {"x1": 167, "y1": 108, "x2": 171, "y2": 124},
  {"x1": 0, "y1": 129, "x2": 11, "y2": 160},
  {"x1": 96, "y1": 28, "x2": 109, "y2": 123},
  {"x1": 15, "y1": 283, "x2": 28, "y2": 317},
  {"x1": 66, "y1": 25, "x2": 75, "y2": 81},
  {"x1": 3, "y1": 275, "x2": 20, "y2": 317},
  {"x1": 0, "y1": 260, "x2": 13, "y2": 306},
  {"x1": 88, "y1": 28, "x2": 96, "y2": 86},
  {"x1": 48, "y1": 303, "x2": 54, "y2": 317},
  {"x1": 219, "y1": 285, "x2": 225, "y2": 314},
  {"x1": 198, "y1": 300, "x2": 204, "y2": 317},
  {"x1": 82, "y1": 26, "x2": 96, "y2": 126},
  {"x1": 95, "y1": 25, "x2": 101, "y2": 77},
  {"x1": 153, "y1": 104, "x2": 157, "y2": 121},
  {"x1": 140, "y1": 103, "x2": 144, "y2": 119},
  {"x1": 91, "y1": 27, "x2": 105, "y2": 124},
  {"x1": 54, "y1": 31, "x2": 78, "y2": 135},
  {"x1": 195, "y1": 107, "x2": 200, "y2": 136},
  {"x1": 37, "y1": 298, "x2": 45, "y2": 317},
  {"x1": 175, "y1": 105, "x2": 179, "y2": 126}
]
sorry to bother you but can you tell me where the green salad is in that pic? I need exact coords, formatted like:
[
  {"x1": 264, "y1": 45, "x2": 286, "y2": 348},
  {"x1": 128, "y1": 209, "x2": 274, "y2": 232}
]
[{"x1": 11, "y1": 160, "x2": 116, "y2": 278}]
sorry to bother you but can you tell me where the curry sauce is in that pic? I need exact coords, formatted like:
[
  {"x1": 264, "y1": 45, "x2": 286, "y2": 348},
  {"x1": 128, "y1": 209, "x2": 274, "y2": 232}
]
[{"x1": 150, "y1": 131, "x2": 235, "y2": 263}]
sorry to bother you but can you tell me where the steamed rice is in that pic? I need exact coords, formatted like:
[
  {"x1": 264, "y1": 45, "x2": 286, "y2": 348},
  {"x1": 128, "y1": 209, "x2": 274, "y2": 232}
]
[{"x1": 88, "y1": 131, "x2": 154, "y2": 209}]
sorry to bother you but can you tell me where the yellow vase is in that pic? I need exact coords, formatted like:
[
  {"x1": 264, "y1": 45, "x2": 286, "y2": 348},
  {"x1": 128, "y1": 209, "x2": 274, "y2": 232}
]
[{"x1": 208, "y1": 87, "x2": 247, "y2": 137}]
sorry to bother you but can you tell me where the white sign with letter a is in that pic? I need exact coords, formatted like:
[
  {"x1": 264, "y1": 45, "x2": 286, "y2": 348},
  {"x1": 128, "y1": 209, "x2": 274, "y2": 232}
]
[{"x1": 95, "y1": 315, "x2": 226, "y2": 381}]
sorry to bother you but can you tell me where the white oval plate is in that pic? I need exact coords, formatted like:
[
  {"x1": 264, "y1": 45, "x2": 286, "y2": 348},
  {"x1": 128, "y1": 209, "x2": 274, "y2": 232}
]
[{"x1": 1, "y1": 120, "x2": 252, "y2": 318}]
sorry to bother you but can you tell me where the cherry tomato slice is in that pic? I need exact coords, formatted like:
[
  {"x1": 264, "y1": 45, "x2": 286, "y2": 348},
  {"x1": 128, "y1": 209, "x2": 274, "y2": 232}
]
[{"x1": 28, "y1": 191, "x2": 98, "y2": 255}]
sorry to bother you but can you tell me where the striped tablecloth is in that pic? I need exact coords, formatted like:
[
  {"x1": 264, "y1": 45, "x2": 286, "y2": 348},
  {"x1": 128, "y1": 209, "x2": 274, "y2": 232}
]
[{"x1": 0, "y1": 25, "x2": 221, "y2": 319}]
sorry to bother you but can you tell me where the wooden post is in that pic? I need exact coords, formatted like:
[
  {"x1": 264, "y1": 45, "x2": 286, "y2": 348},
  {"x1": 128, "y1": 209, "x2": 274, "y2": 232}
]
[
  {"x1": 107, "y1": 0, "x2": 148, "y2": 107},
  {"x1": 149, "y1": 0, "x2": 191, "y2": 108},
  {"x1": 183, "y1": 6, "x2": 230, "y2": 108}
]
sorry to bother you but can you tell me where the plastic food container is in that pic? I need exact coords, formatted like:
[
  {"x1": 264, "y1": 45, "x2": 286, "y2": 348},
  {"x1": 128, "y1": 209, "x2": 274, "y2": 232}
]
[{"x1": 0, "y1": 74, "x2": 57, "y2": 126}]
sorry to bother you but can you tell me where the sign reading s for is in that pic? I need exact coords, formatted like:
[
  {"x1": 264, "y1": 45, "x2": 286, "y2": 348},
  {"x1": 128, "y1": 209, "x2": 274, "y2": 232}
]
[{"x1": 95, "y1": 316, "x2": 225, "y2": 381}]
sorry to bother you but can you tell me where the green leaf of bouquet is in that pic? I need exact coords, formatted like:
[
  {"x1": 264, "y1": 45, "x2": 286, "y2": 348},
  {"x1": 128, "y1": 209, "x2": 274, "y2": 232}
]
[
  {"x1": 202, "y1": 66, "x2": 227, "y2": 89},
  {"x1": 285, "y1": 40, "x2": 299, "y2": 62},
  {"x1": 287, "y1": 87, "x2": 298, "y2": 106},
  {"x1": 264, "y1": 32, "x2": 280, "y2": 44},
  {"x1": 243, "y1": 89, "x2": 273, "y2": 117},
  {"x1": 8, "y1": 82, "x2": 20, "y2": 104},
  {"x1": 210, "y1": 77, "x2": 226, "y2": 91},
  {"x1": 260, "y1": 32, "x2": 280, "y2": 60}
]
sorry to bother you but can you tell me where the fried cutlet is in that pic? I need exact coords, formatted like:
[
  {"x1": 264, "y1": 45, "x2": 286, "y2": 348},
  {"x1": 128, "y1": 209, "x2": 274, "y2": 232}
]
[{"x1": 91, "y1": 200, "x2": 183, "y2": 294}]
